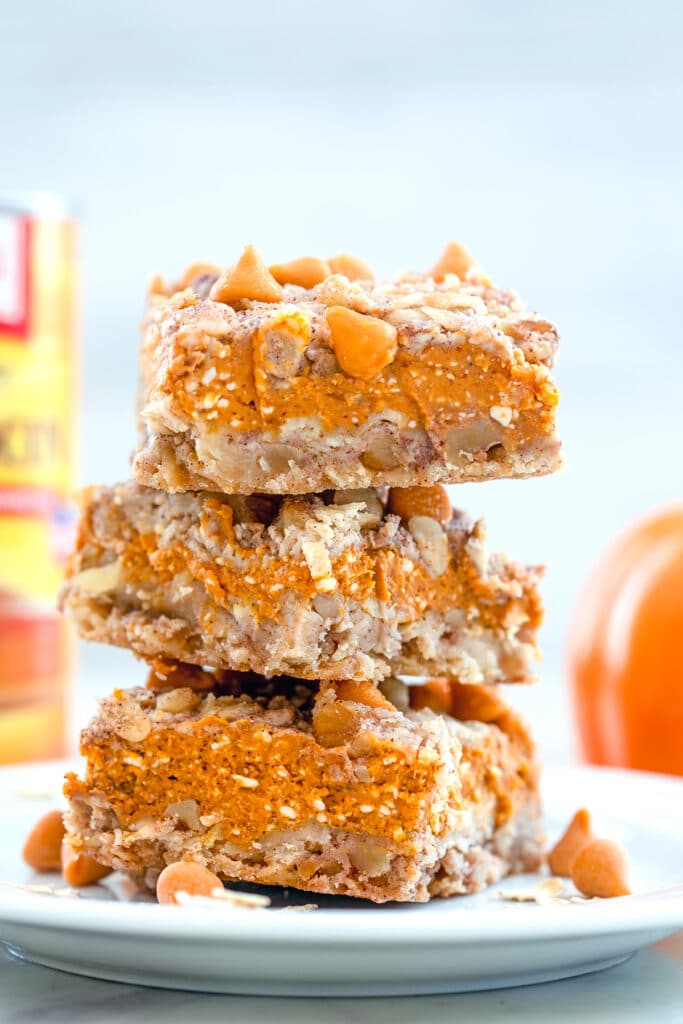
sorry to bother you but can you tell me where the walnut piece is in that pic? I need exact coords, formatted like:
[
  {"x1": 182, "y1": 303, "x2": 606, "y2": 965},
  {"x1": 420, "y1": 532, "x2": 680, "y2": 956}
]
[
  {"x1": 164, "y1": 799, "x2": 201, "y2": 831},
  {"x1": 445, "y1": 421, "x2": 504, "y2": 465},
  {"x1": 113, "y1": 700, "x2": 152, "y2": 743},
  {"x1": 349, "y1": 840, "x2": 392, "y2": 877},
  {"x1": 254, "y1": 309, "x2": 310, "y2": 380},
  {"x1": 407, "y1": 515, "x2": 449, "y2": 576},
  {"x1": 156, "y1": 688, "x2": 200, "y2": 714},
  {"x1": 361, "y1": 435, "x2": 404, "y2": 470},
  {"x1": 71, "y1": 560, "x2": 122, "y2": 595},
  {"x1": 332, "y1": 488, "x2": 384, "y2": 526},
  {"x1": 259, "y1": 443, "x2": 304, "y2": 477}
]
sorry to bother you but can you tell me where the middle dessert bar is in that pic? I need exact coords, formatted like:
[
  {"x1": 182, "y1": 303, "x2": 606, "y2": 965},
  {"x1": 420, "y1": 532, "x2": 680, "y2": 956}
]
[{"x1": 59, "y1": 483, "x2": 543, "y2": 684}]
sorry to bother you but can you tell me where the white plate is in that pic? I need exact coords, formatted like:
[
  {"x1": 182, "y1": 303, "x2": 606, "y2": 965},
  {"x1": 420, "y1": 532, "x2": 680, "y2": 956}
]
[{"x1": 0, "y1": 760, "x2": 681, "y2": 996}]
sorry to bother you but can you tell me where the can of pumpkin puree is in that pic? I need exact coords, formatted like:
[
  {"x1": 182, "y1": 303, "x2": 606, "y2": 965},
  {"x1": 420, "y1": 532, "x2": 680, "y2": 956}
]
[{"x1": 0, "y1": 194, "x2": 78, "y2": 763}]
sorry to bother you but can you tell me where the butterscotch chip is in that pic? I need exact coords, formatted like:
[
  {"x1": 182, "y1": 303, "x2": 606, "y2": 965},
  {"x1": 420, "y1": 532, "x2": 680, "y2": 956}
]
[
  {"x1": 409, "y1": 678, "x2": 452, "y2": 715},
  {"x1": 328, "y1": 253, "x2": 375, "y2": 282},
  {"x1": 22, "y1": 810, "x2": 65, "y2": 871},
  {"x1": 548, "y1": 808, "x2": 594, "y2": 877},
  {"x1": 156, "y1": 861, "x2": 223, "y2": 905},
  {"x1": 146, "y1": 660, "x2": 215, "y2": 692},
  {"x1": 177, "y1": 262, "x2": 222, "y2": 290},
  {"x1": 430, "y1": 240, "x2": 478, "y2": 282},
  {"x1": 147, "y1": 272, "x2": 167, "y2": 296},
  {"x1": 313, "y1": 681, "x2": 393, "y2": 747},
  {"x1": 410, "y1": 680, "x2": 508, "y2": 725},
  {"x1": 447, "y1": 681, "x2": 507, "y2": 723},
  {"x1": 61, "y1": 842, "x2": 112, "y2": 887},
  {"x1": 63, "y1": 672, "x2": 543, "y2": 903},
  {"x1": 328, "y1": 680, "x2": 394, "y2": 710},
  {"x1": 210, "y1": 245, "x2": 283, "y2": 305},
  {"x1": 327, "y1": 306, "x2": 398, "y2": 380},
  {"x1": 570, "y1": 838, "x2": 631, "y2": 898},
  {"x1": 269, "y1": 257, "x2": 331, "y2": 289},
  {"x1": 388, "y1": 485, "x2": 452, "y2": 525}
]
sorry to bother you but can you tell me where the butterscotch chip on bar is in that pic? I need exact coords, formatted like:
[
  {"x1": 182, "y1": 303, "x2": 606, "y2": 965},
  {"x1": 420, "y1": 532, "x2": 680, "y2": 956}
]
[
  {"x1": 269, "y1": 257, "x2": 331, "y2": 289},
  {"x1": 328, "y1": 253, "x2": 375, "y2": 282},
  {"x1": 210, "y1": 246, "x2": 283, "y2": 306},
  {"x1": 63, "y1": 673, "x2": 543, "y2": 903},
  {"x1": 133, "y1": 245, "x2": 560, "y2": 495},
  {"x1": 58, "y1": 482, "x2": 543, "y2": 684}
]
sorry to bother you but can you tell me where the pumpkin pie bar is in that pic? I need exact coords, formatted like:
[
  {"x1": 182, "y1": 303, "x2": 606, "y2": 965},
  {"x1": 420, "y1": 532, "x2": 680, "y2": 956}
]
[
  {"x1": 58, "y1": 482, "x2": 543, "y2": 684},
  {"x1": 63, "y1": 671, "x2": 543, "y2": 903},
  {"x1": 133, "y1": 244, "x2": 561, "y2": 496}
]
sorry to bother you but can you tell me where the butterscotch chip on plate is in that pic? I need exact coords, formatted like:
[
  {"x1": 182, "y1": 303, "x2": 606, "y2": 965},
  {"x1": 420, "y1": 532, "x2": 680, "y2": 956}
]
[
  {"x1": 133, "y1": 244, "x2": 561, "y2": 495},
  {"x1": 63, "y1": 673, "x2": 543, "y2": 903},
  {"x1": 59, "y1": 482, "x2": 543, "y2": 684}
]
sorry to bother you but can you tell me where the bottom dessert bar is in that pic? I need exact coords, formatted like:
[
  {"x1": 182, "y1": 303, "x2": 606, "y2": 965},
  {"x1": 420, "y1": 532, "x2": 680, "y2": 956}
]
[{"x1": 64, "y1": 669, "x2": 543, "y2": 903}]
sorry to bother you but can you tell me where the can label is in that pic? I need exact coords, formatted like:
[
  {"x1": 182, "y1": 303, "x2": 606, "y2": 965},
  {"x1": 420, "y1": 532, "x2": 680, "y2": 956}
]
[
  {"x1": 0, "y1": 211, "x2": 76, "y2": 597},
  {"x1": 0, "y1": 204, "x2": 77, "y2": 761}
]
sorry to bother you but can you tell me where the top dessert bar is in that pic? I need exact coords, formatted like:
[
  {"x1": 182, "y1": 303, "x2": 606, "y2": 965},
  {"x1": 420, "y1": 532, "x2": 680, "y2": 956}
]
[{"x1": 133, "y1": 244, "x2": 561, "y2": 495}]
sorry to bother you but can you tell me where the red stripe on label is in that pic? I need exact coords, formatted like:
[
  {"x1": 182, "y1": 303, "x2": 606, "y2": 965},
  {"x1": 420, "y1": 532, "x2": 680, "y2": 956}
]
[{"x1": 0, "y1": 486, "x2": 59, "y2": 517}]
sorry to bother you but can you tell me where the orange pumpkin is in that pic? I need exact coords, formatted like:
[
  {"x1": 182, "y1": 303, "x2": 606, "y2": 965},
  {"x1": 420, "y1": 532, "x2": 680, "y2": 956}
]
[{"x1": 567, "y1": 505, "x2": 683, "y2": 776}]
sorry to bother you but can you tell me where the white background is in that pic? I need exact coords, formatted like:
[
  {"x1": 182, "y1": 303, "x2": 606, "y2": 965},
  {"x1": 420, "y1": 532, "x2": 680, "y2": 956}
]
[{"x1": 2, "y1": 0, "x2": 682, "y2": 760}]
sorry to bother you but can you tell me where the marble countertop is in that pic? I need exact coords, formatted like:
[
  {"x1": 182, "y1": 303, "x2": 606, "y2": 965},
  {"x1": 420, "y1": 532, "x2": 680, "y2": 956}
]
[{"x1": 2, "y1": 933, "x2": 681, "y2": 1023}]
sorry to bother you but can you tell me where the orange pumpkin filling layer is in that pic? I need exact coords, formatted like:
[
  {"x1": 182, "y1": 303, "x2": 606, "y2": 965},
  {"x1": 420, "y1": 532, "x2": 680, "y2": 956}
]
[
  {"x1": 64, "y1": 679, "x2": 535, "y2": 854},
  {"x1": 75, "y1": 497, "x2": 542, "y2": 638},
  {"x1": 164, "y1": 336, "x2": 558, "y2": 445}
]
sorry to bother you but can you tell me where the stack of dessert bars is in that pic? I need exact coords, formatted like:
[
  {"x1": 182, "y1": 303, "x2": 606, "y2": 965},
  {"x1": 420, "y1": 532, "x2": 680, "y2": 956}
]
[{"x1": 60, "y1": 243, "x2": 561, "y2": 903}]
